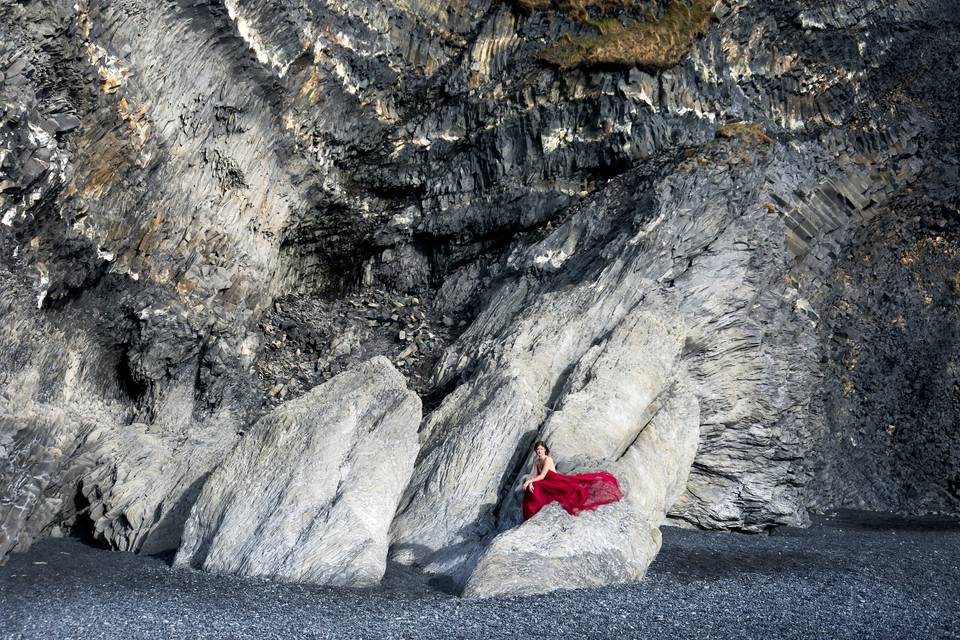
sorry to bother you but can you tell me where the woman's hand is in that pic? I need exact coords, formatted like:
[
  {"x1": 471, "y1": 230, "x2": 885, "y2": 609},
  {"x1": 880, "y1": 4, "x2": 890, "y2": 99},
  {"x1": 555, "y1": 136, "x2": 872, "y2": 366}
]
[{"x1": 524, "y1": 480, "x2": 535, "y2": 492}]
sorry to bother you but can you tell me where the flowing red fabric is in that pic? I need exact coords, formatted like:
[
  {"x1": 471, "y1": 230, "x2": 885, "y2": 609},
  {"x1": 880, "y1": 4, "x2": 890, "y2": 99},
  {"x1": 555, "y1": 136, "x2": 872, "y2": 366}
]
[{"x1": 522, "y1": 469, "x2": 624, "y2": 520}]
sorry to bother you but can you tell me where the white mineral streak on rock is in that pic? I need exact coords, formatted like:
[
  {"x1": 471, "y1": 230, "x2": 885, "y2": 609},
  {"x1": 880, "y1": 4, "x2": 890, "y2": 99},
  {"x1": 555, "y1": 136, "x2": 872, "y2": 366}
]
[
  {"x1": 298, "y1": 24, "x2": 398, "y2": 123},
  {"x1": 175, "y1": 357, "x2": 421, "y2": 586},
  {"x1": 532, "y1": 249, "x2": 568, "y2": 269},
  {"x1": 35, "y1": 265, "x2": 49, "y2": 309},
  {"x1": 225, "y1": 0, "x2": 293, "y2": 77},
  {"x1": 799, "y1": 15, "x2": 828, "y2": 30},
  {"x1": 629, "y1": 213, "x2": 666, "y2": 244},
  {"x1": 542, "y1": 127, "x2": 573, "y2": 153},
  {"x1": 83, "y1": 42, "x2": 128, "y2": 91}
]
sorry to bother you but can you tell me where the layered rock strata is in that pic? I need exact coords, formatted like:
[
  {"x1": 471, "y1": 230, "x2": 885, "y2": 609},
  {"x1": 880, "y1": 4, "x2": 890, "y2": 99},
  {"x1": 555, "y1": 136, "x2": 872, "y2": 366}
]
[{"x1": 0, "y1": 0, "x2": 957, "y2": 598}]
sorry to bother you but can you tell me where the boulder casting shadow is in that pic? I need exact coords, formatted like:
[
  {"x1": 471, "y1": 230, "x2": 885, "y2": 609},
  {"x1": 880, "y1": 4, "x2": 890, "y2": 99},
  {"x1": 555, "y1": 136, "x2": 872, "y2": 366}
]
[{"x1": 174, "y1": 357, "x2": 422, "y2": 587}]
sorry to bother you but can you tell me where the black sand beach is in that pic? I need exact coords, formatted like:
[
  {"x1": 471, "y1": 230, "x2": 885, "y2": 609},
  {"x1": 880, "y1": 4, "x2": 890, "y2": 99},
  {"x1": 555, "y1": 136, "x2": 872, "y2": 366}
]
[{"x1": 2, "y1": 511, "x2": 958, "y2": 640}]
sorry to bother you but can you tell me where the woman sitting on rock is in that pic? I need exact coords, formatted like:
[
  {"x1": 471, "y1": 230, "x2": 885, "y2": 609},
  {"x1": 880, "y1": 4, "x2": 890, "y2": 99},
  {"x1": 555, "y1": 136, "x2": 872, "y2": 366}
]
[{"x1": 521, "y1": 441, "x2": 623, "y2": 520}]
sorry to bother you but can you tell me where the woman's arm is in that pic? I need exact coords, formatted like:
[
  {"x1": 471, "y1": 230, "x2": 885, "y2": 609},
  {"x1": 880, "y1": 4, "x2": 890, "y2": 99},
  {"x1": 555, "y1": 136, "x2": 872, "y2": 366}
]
[
  {"x1": 522, "y1": 459, "x2": 542, "y2": 490},
  {"x1": 523, "y1": 456, "x2": 555, "y2": 490},
  {"x1": 522, "y1": 461, "x2": 535, "y2": 490}
]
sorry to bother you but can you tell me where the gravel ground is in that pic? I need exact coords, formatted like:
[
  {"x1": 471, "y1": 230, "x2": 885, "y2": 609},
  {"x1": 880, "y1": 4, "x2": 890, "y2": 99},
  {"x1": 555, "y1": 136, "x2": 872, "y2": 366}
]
[{"x1": 1, "y1": 510, "x2": 958, "y2": 640}]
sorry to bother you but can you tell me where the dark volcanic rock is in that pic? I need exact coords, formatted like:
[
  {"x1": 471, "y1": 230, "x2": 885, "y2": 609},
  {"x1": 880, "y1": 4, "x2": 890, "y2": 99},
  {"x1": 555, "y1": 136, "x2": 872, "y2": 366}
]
[
  {"x1": 0, "y1": 0, "x2": 959, "y2": 598},
  {"x1": 812, "y1": 195, "x2": 960, "y2": 514}
]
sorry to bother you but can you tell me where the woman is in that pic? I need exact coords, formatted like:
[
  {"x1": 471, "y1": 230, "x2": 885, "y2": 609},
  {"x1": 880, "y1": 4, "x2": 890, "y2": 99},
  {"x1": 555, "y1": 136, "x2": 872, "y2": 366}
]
[{"x1": 521, "y1": 441, "x2": 624, "y2": 520}]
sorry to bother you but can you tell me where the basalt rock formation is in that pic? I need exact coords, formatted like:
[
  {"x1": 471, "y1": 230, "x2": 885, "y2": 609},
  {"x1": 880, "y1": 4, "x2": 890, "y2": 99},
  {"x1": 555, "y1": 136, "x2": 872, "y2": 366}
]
[
  {"x1": 1, "y1": 0, "x2": 958, "y2": 597},
  {"x1": 175, "y1": 356, "x2": 421, "y2": 587}
]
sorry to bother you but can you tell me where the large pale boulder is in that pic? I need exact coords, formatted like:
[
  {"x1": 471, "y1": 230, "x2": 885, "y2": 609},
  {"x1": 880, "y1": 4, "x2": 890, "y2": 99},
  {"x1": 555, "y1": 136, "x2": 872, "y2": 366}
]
[
  {"x1": 463, "y1": 383, "x2": 700, "y2": 597},
  {"x1": 463, "y1": 320, "x2": 701, "y2": 597},
  {"x1": 388, "y1": 285, "x2": 653, "y2": 584},
  {"x1": 175, "y1": 357, "x2": 421, "y2": 587}
]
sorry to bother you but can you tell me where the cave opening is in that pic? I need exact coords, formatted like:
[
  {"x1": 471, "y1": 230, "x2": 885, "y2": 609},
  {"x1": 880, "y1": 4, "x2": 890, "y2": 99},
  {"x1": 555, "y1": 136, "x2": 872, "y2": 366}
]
[
  {"x1": 115, "y1": 349, "x2": 149, "y2": 405},
  {"x1": 66, "y1": 481, "x2": 109, "y2": 550}
]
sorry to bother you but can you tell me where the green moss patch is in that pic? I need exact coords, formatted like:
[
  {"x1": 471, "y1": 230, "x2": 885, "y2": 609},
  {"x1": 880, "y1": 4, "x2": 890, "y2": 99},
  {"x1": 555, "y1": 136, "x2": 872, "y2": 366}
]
[
  {"x1": 715, "y1": 121, "x2": 774, "y2": 145},
  {"x1": 526, "y1": 0, "x2": 715, "y2": 71}
]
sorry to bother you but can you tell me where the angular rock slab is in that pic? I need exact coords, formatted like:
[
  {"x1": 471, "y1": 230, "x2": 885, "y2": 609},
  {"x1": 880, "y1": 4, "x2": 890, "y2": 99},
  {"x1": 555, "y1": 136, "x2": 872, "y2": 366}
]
[
  {"x1": 73, "y1": 417, "x2": 238, "y2": 555},
  {"x1": 463, "y1": 374, "x2": 700, "y2": 598},
  {"x1": 175, "y1": 357, "x2": 421, "y2": 587}
]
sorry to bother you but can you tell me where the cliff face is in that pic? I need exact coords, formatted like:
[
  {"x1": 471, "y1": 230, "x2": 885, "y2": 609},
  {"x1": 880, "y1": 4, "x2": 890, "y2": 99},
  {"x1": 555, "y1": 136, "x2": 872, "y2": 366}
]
[{"x1": 1, "y1": 0, "x2": 958, "y2": 595}]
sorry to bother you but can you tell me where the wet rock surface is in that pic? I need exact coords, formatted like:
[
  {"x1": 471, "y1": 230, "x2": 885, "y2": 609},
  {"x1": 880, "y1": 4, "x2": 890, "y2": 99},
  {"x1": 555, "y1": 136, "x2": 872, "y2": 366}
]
[{"x1": 2, "y1": 512, "x2": 959, "y2": 639}]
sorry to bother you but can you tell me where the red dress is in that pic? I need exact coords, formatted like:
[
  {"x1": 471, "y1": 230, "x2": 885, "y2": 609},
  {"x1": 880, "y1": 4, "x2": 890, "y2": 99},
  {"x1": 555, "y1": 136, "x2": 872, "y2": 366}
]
[{"x1": 522, "y1": 468, "x2": 624, "y2": 520}]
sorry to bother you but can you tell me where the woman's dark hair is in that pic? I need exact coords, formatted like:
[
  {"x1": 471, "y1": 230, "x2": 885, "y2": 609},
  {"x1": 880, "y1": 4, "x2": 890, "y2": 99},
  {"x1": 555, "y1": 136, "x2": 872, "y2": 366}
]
[{"x1": 533, "y1": 440, "x2": 550, "y2": 454}]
